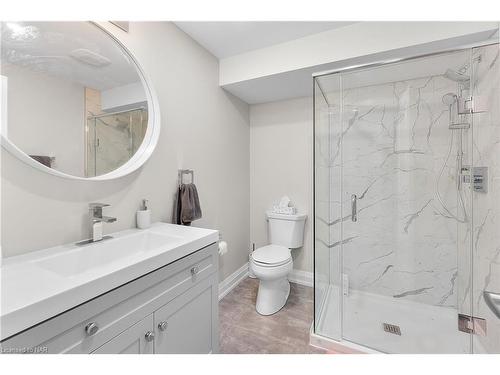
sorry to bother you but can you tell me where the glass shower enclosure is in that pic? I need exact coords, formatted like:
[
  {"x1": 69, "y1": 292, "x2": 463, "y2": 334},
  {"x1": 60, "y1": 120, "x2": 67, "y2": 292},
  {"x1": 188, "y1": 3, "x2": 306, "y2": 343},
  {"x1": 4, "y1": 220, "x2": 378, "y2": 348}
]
[
  {"x1": 313, "y1": 43, "x2": 500, "y2": 353},
  {"x1": 85, "y1": 107, "x2": 148, "y2": 177}
]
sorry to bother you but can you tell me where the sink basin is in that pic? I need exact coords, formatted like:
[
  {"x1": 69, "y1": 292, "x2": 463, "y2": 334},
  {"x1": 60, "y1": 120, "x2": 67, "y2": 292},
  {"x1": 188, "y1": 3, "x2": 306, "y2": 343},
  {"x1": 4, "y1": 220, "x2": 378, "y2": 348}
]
[{"x1": 35, "y1": 231, "x2": 183, "y2": 277}]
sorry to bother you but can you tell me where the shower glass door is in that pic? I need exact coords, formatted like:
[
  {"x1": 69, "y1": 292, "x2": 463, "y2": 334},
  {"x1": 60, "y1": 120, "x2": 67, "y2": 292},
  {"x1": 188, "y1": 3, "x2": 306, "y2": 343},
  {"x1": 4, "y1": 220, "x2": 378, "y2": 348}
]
[{"x1": 340, "y1": 50, "x2": 473, "y2": 353}]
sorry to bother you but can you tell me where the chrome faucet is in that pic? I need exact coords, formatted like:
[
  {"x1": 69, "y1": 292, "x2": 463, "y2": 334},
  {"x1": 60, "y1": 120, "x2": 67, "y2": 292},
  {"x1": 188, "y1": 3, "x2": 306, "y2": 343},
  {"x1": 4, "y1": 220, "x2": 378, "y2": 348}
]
[{"x1": 89, "y1": 203, "x2": 117, "y2": 242}]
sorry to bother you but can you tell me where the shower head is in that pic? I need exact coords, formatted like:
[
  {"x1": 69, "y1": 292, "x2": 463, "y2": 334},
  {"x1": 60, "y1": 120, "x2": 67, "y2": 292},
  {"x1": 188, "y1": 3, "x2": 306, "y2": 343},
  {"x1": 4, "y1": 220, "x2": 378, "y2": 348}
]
[
  {"x1": 443, "y1": 54, "x2": 482, "y2": 88},
  {"x1": 444, "y1": 68, "x2": 470, "y2": 88},
  {"x1": 444, "y1": 69, "x2": 470, "y2": 82},
  {"x1": 442, "y1": 93, "x2": 457, "y2": 106}
]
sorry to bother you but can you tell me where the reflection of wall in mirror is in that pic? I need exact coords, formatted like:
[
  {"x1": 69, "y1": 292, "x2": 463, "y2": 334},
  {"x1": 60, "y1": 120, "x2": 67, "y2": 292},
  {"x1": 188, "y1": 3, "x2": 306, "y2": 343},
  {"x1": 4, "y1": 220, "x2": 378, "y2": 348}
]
[
  {"x1": 85, "y1": 87, "x2": 103, "y2": 117},
  {"x1": 101, "y1": 82, "x2": 147, "y2": 112},
  {"x1": 4, "y1": 64, "x2": 85, "y2": 176}
]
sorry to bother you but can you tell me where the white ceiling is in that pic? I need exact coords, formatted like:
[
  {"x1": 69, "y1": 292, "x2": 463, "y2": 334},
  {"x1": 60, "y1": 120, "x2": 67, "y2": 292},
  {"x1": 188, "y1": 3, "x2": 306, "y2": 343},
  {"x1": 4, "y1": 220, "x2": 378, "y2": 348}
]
[{"x1": 174, "y1": 21, "x2": 355, "y2": 58}]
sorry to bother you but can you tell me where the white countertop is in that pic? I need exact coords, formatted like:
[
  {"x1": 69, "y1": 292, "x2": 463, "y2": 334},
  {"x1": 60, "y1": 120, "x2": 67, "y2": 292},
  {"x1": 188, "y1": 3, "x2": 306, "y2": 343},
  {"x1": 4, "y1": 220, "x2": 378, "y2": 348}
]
[{"x1": 0, "y1": 222, "x2": 218, "y2": 341}]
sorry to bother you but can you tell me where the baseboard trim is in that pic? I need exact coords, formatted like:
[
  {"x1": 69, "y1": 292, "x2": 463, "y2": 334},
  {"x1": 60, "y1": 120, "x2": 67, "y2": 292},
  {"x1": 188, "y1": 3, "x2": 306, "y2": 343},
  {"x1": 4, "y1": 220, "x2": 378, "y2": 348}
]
[
  {"x1": 218, "y1": 265, "x2": 312, "y2": 301},
  {"x1": 218, "y1": 262, "x2": 249, "y2": 301},
  {"x1": 288, "y1": 269, "x2": 313, "y2": 287}
]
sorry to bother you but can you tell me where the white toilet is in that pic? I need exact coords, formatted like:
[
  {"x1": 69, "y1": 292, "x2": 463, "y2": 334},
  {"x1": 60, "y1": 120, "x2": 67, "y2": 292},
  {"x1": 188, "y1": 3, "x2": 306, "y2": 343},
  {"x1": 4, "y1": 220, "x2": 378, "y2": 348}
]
[{"x1": 250, "y1": 211, "x2": 307, "y2": 315}]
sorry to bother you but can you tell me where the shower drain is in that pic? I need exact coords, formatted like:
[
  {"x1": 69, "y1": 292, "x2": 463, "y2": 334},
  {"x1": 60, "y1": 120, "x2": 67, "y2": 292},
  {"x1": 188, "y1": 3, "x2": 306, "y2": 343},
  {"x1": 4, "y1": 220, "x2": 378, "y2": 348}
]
[{"x1": 383, "y1": 323, "x2": 402, "y2": 336}]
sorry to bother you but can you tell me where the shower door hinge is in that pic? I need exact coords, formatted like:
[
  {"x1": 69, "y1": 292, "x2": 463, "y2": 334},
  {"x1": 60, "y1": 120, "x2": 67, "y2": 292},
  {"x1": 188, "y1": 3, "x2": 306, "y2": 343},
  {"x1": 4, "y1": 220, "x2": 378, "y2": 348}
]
[
  {"x1": 342, "y1": 274, "x2": 349, "y2": 296},
  {"x1": 458, "y1": 96, "x2": 488, "y2": 114},
  {"x1": 459, "y1": 97, "x2": 474, "y2": 114},
  {"x1": 458, "y1": 313, "x2": 487, "y2": 336}
]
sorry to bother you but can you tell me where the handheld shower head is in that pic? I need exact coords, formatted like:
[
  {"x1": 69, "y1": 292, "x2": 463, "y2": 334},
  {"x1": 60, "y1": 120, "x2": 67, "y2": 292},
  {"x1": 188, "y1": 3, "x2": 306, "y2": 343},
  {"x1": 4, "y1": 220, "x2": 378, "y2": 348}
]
[{"x1": 442, "y1": 93, "x2": 457, "y2": 106}]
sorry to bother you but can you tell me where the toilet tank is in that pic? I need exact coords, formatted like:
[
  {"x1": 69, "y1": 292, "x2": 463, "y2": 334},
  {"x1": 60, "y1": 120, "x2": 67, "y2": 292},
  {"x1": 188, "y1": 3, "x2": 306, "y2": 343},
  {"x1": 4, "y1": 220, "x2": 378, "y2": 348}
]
[{"x1": 266, "y1": 211, "x2": 307, "y2": 249}]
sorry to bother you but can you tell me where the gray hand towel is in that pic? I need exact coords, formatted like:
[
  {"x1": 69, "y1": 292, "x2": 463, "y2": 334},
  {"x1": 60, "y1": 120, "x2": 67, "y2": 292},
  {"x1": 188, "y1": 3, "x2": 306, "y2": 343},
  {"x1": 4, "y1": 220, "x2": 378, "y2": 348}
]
[
  {"x1": 173, "y1": 183, "x2": 202, "y2": 226},
  {"x1": 172, "y1": 187, "x2": 182, "y2": 225}
]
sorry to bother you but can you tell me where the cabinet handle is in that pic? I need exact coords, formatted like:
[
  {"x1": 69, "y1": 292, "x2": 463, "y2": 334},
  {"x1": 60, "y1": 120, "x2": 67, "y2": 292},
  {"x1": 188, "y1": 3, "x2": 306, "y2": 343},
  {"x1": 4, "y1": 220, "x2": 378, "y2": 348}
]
[
  {"x1": 158, "y1": 321, "x2": 168, "y2": 331},
  {"x1": 191, "y1": 266, "x2": 199, "y2": 275},
  {"x1": 145, "y1": 331, "x2": 155, "y2": 342},
  {"x1": 85, "y1": 322, "x2": 99, "y2": 336}
]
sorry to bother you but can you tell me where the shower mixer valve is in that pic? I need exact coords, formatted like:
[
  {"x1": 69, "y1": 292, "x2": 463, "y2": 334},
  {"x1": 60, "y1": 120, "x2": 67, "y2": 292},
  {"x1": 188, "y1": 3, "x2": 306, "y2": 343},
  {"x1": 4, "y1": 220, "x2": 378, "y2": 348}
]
[
  {"x1": 460, "y1": 166, "x2": 488, "y2": 193},
  {"x1": 472, "y1": 167, "x2": 488, "y2": 193}
]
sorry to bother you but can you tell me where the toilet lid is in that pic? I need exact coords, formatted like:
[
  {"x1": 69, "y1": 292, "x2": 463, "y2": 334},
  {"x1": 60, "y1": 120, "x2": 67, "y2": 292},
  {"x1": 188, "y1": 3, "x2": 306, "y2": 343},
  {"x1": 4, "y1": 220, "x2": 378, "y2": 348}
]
[{"x1": 252, "y1": 245, "x2": 291, "y2": 265}]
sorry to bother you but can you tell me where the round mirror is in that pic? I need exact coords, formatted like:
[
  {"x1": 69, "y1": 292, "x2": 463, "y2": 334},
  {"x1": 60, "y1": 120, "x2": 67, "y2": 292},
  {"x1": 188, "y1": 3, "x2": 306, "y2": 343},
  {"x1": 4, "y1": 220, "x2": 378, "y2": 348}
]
[{"x1": 0, "y1": 21, "x2": 160, "y2": 180}]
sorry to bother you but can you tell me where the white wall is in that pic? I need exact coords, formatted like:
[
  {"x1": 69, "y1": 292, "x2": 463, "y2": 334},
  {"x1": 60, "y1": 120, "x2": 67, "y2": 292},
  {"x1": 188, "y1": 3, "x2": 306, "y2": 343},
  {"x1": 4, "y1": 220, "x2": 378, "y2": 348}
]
[
  {"x1": 1, "y1": 22, "x2": 251, "y2": 282},
  {"x1": 250, "y1": 96, "x2": 312, "y2": 272},
  {"x1": 3, "y1": 64, "x2": 85, "y2": 176}
]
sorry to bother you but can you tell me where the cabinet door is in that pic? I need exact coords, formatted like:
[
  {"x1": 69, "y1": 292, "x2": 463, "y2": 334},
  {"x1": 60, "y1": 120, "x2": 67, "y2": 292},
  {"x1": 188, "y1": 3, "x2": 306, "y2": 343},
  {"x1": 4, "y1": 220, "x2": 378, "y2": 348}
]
[
  {"x1": 92, "y1": 315, "x2": 154, "y2": 354},
  {"x1": 154, "y1": 276, "x2": 218, "y2": 354}
]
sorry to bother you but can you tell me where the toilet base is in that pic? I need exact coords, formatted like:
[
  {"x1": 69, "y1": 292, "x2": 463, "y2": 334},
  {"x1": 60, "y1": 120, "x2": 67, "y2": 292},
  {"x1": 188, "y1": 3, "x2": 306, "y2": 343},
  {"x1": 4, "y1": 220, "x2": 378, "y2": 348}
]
[{"x1": 255, "y1": 277, "x2": 291, "y2": 315}]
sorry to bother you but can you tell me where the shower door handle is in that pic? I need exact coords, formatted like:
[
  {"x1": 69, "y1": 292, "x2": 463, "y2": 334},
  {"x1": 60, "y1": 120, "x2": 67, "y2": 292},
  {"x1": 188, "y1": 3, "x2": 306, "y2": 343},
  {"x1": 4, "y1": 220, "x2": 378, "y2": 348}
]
[{"x1": 351, "y1": 194, "x2": 357, "y2": 222}]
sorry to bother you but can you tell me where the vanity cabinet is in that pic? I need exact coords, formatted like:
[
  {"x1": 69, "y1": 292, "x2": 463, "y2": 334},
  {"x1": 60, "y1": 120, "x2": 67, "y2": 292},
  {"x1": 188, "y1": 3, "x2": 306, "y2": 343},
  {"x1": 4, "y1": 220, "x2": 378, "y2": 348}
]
[
  {"x1": 92, "y1": 315, "x2": 154, "y2": 354},
  {"x1": 1, "y1": 243, "x2": 219, "y2": 354}
]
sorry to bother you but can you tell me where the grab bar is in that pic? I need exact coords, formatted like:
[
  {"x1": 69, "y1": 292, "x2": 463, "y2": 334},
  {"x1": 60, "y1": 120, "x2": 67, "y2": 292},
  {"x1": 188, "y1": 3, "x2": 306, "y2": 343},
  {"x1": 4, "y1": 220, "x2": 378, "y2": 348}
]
[{"x1": 484, "y1": 291, "x2": 500, "y2": 319}]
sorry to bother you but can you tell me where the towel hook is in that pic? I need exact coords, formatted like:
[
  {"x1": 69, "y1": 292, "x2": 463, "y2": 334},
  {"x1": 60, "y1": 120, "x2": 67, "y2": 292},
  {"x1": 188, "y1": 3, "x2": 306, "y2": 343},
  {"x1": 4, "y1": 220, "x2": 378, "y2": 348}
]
[{"x1": 178, "y1": 169, "x2": 194, "y2": 187}]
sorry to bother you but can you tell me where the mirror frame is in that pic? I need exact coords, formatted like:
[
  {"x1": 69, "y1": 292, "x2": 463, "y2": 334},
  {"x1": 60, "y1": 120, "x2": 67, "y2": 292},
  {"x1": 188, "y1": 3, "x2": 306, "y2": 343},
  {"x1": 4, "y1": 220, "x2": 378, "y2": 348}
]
[{"x1": 0, "y1": 21, "x2": 161, "y2": 181}]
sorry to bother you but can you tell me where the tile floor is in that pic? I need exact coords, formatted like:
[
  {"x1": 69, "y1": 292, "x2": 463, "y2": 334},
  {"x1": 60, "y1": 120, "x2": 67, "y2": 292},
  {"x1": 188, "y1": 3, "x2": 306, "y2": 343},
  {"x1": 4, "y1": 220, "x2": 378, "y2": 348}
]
[{"x1": 219, "y1": 277, "x2": 326, "y2": 354}]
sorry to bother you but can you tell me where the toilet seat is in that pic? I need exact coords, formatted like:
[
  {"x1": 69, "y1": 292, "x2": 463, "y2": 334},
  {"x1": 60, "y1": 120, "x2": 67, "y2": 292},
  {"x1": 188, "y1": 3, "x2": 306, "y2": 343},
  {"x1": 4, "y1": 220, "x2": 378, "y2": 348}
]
[{"x1": 251, "y1": 245, "x2": 291, "y2": 267}]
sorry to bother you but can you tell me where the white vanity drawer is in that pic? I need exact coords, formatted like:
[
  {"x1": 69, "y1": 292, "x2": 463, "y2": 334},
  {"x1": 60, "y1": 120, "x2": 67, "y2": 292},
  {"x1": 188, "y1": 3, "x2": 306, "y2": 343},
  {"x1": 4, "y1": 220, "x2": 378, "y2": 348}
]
[
  {"x1": 91, "y1": 314, "x2": 155, "y2": 354},
  {"x1": 1, "y1": 243, "x2": 217, "y2": 353}
]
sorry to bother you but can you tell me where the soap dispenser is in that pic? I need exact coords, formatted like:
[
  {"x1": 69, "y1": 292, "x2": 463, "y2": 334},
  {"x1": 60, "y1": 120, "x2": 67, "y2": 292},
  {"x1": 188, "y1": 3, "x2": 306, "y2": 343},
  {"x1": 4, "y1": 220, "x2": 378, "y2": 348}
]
[{"x1": 136, "y1": 199, "x2": 151, "y2": 229}]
